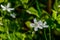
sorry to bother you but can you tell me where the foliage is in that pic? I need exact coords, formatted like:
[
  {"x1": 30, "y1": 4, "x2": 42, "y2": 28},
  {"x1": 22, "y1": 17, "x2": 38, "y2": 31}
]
[{"x1": 0, "y1": 0, "x2": 60, "y2": 40}]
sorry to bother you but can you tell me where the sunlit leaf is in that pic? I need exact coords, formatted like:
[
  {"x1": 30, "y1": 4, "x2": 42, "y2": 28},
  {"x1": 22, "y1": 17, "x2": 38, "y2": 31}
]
[
  {"x1": 20, "y1": 0, "x2": 29, "y2": 3},
  {"x1": 0, "y1": 0, "x2": 4, "y2": 3},
  {"x1": 0, "y1": 34, "x2": 7, "y2": 39},
  {"x1": 0, "y1": 27, "x2": 4, "y2": 32},
  {"x1": 52, "y1": 10, "x2": 57, "y2": 19},
  {"x1": 26, "y1": 7, "x2": 39, "y2": 17},
  {"x1": 25, "y1": 21, "x2": 32, "y2": 29},
  {"x1": 15, "y1": 32, "x2": 26, "y2": 40}
]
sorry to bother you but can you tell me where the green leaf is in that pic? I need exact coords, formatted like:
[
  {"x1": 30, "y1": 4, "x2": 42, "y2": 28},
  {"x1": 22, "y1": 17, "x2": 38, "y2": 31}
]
[
  {"x1": 52, "y1": 10, "x2": 57, "y2": 19},
  {"x1": 26, "y1": 7, "x2": 39, "y2": 17},
  {"x1": 56, "y1": 28, "x2": 60, "y2": 32},
  {"x1": 25, "y1": 21, "x2": 31, "y2": 29},
  {"x1": 0, "y1": 0, "x2": 4, "y2": 3},
  {"x1": 0, "y1": 0, "x2": 8, "y2": 3},
  {"x1": 15, "y1": 32, "x2": 26, "y2": 40},
  {"x1": 56, "y1": 14, "x2": 60, "y2": 24},
  {"x1": 0, "y1": 17, "x2": 2, "y2": 21},
  {"x1": 53, "y1": 0, "x2": 58, "y2": 10},
  {"x1": 0, "y1": 27, "x2": 4, "y2": 32},
  {"x1": 20, "y1": 0, "x2": 29, "y2": 3},
  {"x1": 0, "y1": 34, "x2": 7, "y2": 39}
]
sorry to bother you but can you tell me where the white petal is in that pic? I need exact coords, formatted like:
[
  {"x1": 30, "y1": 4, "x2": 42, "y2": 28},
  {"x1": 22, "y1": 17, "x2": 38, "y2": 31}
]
[
  {"x1": 7, "y1": 8, "x2": 14, "y2": 12},
  {"x1": 9, "y1": 8, "x2": 14, "y2": 10},
  {"x1": 7, "y1": 3, "x2": 10, "y2": 8},
  {"x1": 34, "y1": 27, "x2": 38, "y2": 31},
  {"x1": 38, "y1": 26, "x2": 43, "y2": 29},
  {"x1": 7, "y1": 9, "x2": 11, "y2": 12},
  {"x1": 43, "y1": 25, "x2": 48, "y2": 28},
  {"x1": 30, "y1": 23, "x2": 35, "y2": 27},
  {"x1": 34, "y1": 18, "x2": 37, "y2": 23},
  {"x1": 2, "y1": 8, "x2": 6, "y2": 11},
  {"x1": 10, "y1": 13, "x2": 16, "y2": 18},
  {"x1": 1, "y1": 5, "x2": 6, "y2": 9},
  {"x1": 43, "y1": 21, "x2": 47, "y2": 25},
  {"x1": 38, "y1": 20, "x2": 43, "y2": 25}
]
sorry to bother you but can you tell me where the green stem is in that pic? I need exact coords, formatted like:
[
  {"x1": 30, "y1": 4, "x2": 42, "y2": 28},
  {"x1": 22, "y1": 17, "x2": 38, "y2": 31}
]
[
  {"x1": 36, "y1": 0, "x2": 41, "y2": 17},
  {"x1": 55, "y1": 0, "x2": 58, "y2": 11},
  {"x1": 49, "y1": 27, "x2": 51, "y2": 40},
  {"x1": 44, "y1": 29, "x2": 47, "y2": 40}
]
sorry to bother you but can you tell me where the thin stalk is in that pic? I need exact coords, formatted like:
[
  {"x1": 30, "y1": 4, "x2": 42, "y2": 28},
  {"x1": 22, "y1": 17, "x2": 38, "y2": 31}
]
[
  {"x1": 4, "y1": 11, "x2": 11, "y2": 40},
  {"x1": 55, "y1": 0, "x2": 58, "y2": 11},
  {"x1": 49, "y1": 27, "x2": 51, "y2": 40},
  {"x1": 47, "y1": 0, "x2": 52, "y2": 14},
  {"x1": 36, "y1": 0, "x2": 41, "y2": 17},
  {"x1": 44, "y1": 29, "x2": 47, "y2": 40}
]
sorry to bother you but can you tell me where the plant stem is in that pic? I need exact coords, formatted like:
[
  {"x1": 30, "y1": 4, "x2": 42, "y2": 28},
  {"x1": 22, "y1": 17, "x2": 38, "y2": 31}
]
[
  {"x1": 49, "y1": 27, "x2": 51, "y2": 40},
  {"x1": 44, "y1": 29, "x2": 47, "y2": 40},
  {"x1": 47, "y1": 0, "x2": 52, "y2": 14},
  {"x1": 36, "y1": 0, "x2": 41, "y2": 17}
]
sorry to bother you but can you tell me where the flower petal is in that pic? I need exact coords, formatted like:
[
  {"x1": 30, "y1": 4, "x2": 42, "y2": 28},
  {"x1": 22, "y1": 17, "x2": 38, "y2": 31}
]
[
  {"x1": 7, "y1": 9, "x2": 11, "y2": 12},
  {"x1": 10, "y1": 13, "x2": 16, "y2": 18},
  {"x1": 30, "y1": 23, "x2": 35, "y2": 27},
  {"x1": 34, "y1": 27, "x2": 38, "y2": 31},
  {"x1": 34, "y1": 18, "x2": 37, "y2": 23},
  {"x1": 1, "y1": 5, "x2": 6, "y2": 9},
  {"x1": 38, "y1": 26, "x2": 43, "y2": 29},
  {"x1": 38, "y1": 20, "x2": 43, "y2": 25},
  {"x1": 7, "y1": 3, "x2": 10, "y2": 8},
  {"x1": 43, "y1": 21, "x2": 47, "y2": 25},
  {"x1": 9, "y1": 8, "x2": 14, "y2": 10},
  {"x1": 43, "y1": 25, "x2": 48, "y2": 28},
  {"x1": 1, "y1": 5, "x2": 6, "y2": 10}
]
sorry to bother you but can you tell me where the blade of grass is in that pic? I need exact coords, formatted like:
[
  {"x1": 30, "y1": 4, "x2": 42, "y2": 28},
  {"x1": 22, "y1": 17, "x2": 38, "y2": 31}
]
[{"x1": 36, "y1": 0, "x2": 42, "y2": 17}]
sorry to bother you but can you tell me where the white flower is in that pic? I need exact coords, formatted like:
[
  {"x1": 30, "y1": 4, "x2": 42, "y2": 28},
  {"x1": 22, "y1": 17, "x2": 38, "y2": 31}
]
[
  {"x1": 30, "y1": 18, "x2": 48, "y2": 31},
  {"x1": 1, "y1": 3, "x2": 14, "y2": 12},
  {"x1": 30, "y1": 18, "x2": 43, "y2": 31},
  {"x1": 10, "y1": 13, "x2": 16, "y2": 18}
]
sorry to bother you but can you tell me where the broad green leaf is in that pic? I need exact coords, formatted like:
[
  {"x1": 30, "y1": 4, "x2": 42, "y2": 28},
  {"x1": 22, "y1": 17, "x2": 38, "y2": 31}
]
[
  {"x1": 56, "y1": 15, "x2": 60, "y2": 24},
  {"x1": 0, "y1": 17, "x2": 2, "y2": 21},
  {"x1": 0, "y1": 0, "x2": 4, "y2": 3},
  {"x1": 25, "y1": 21, "x2": 32, "y2": 29},
  {"x1": 53, "y1": 0, "x2": 58, "y2": 10},
  {"x1": 26, "y1": 7, "x2": 39, "y2": 17},
  {"x1": 0, "y1": 0, "x2": 8, "y2": 3},
  {"x1": 15, "y1": 32, "x2": 26, "y2": 40},
  {"x1": 0, "y1": 34, "x2": 7, "y2": 39},
  {"x1": 0, "y1": 27, "x2": 4, "y2": 32},
  {"x1": 54, "y1": 29, "x2": 60, "y2": 35},
  {"x1": 52, "y1": 10, "x2": 57, "y2": 19},
  {"x1": 57, "y1": 21, "x2": 60, "y2": 24},
  {"x1": 4, "y1": 0, "x2": 8, "y2": 3}
]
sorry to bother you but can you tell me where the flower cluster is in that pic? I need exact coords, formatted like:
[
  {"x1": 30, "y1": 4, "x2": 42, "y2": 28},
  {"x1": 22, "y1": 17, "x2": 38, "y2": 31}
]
[
  {"x1": 30, "y1": 18, "x2": 48, "y2": 31},
  {"x1": 1, "y1": 3, "x2": 16, "y2": 18}
]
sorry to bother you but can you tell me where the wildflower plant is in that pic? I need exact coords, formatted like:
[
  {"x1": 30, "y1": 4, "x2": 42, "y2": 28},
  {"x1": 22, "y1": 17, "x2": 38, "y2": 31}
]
[{"x1": 0, "y1": 0, "x2": 60, "y2": 40}]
